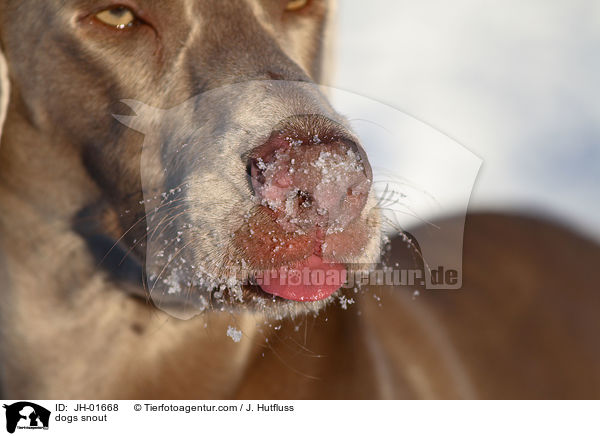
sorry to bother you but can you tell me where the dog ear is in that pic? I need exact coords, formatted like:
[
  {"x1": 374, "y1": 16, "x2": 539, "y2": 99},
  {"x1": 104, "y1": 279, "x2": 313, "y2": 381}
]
[{"x1": 0, "y1": 47, "x2": 9, "y2": 142}]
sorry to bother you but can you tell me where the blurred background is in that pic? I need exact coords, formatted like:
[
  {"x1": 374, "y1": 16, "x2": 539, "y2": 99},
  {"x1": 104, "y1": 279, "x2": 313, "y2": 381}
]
[{"x1": 333, "y1": 0, "x2": 600, "y2": 242}]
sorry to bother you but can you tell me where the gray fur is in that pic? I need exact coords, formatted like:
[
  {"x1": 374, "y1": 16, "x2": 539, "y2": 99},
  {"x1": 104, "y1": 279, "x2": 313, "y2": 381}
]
[{"x1": 0, "y1": 0, "x2": 382, "y2": 397}]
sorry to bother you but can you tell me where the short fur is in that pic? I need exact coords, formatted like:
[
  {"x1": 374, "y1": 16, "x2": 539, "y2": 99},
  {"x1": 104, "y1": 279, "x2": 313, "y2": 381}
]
[{"x1": 0, "y1": 1, "x2": 599, "y2": 399}]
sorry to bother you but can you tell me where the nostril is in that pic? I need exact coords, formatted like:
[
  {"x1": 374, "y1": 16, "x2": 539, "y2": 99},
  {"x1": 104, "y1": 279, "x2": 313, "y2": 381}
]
[
  {"x1": 253, "y1": 163, "x2": 266, "y2": 186},
  {"x1": 248, "y1": 158, "x2": 268, "y2": 197},
  {"x1": 246, "y1": 161, "x2": 254, "y2": 191},
  {"x1": 297, "y1": 190, "x2": 313, "y2": 209}
]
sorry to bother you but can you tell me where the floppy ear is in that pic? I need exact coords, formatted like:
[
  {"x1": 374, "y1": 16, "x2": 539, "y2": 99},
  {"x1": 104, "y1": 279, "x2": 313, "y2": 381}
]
[{"x1": 0, "y1": 47, "x2": 8, "y2": 142}]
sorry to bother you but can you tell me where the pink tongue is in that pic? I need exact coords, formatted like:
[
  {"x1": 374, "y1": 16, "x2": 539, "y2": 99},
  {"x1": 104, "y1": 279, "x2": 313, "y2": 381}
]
[{"x1": 257, "y1": 255, "x2": 347, "y2": 302}]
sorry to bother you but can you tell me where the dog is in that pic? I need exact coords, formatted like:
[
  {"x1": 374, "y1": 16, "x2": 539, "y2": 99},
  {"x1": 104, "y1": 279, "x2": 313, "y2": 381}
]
[{"x1": 0, "y1": 0, "x2": 599, "y2": 399}]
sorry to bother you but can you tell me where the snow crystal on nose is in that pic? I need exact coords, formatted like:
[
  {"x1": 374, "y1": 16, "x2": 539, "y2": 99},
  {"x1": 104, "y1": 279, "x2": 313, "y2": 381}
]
[
  {"x1": 254, "y1": 149, "x2": 293, "y2": 211},
  {"x1": 311, "y1": 149, "x2": 364, "y2": 184},
  {"x1": 253, "y1": 142, "x2": 368, "y2": 233}
]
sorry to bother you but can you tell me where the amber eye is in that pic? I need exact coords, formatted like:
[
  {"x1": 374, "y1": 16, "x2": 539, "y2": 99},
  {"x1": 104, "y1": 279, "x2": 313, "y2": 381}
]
[
  {"x1": 285, "y1": 0, "x2": 309, "y2": 11},
  {"x1": 95, "y1": 6, "x2": 137, "y2": 29}
]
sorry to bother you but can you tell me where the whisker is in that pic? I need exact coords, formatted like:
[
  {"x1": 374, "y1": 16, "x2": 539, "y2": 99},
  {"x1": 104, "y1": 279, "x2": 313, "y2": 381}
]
[
  {"x1": 148, "y1": 239, "x2": 195, "y2": 299},
  {"x1": 98, "y1": 195, "x2": 188, "y2": 267},
  {"x1": 118, "y1": 203, "x2": 190, "y2": 266},
  {"x1": 148, "y1": 205, "x2": 189, "y2": 242}
]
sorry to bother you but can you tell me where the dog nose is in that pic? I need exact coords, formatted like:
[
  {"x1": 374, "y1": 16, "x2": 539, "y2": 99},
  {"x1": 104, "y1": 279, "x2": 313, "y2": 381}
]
[{"x1": 248, "y1": 130, "x2": 372, "y2": 233}]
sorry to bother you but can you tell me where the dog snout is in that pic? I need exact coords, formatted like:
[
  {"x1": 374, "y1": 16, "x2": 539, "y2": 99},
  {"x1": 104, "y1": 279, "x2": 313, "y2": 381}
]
[{"x1": 248, "y1": 125, "x2": 372, "y2": 234}]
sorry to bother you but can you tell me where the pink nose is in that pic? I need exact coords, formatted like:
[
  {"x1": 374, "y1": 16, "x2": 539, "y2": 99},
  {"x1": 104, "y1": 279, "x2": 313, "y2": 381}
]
[{"x1": 249, "y1": 133, "x2": 372, "y2": 233}]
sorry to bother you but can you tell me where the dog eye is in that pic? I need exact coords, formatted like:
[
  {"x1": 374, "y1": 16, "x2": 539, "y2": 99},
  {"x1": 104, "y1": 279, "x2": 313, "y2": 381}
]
[
  {"x1": 95, "y1": 6, "x2": 138, "y2": 29},
  {"x1": 285, "y1": 0, "x2": 309, "y2": 11}
]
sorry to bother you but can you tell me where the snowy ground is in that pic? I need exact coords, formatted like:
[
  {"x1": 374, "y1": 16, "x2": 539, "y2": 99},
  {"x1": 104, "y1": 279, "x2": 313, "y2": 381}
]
[{"x1": 334, "y1": 1, "x2": 600, "y2": 241}]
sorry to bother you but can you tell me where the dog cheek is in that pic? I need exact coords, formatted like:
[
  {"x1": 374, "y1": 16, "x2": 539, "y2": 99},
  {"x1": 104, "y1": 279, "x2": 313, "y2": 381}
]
[{"x1": 182, "y1": 175, "x2": 254, "y2": 265}]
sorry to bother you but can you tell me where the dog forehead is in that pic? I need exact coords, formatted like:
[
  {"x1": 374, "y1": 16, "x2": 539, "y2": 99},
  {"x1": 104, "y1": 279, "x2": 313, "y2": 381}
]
[
  {"x1": 60, "y1": 0, "x2": 285, "y2": 19},
  {"x1": 1, "y1": 0, "x2": 273, "y2": 24}
]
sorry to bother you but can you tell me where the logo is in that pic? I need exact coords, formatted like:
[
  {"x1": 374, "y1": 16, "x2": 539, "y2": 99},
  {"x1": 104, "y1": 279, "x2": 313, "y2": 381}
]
[{"x1": 3, "y1": 402, "x2": 50, "y2": 434}]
